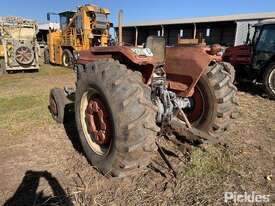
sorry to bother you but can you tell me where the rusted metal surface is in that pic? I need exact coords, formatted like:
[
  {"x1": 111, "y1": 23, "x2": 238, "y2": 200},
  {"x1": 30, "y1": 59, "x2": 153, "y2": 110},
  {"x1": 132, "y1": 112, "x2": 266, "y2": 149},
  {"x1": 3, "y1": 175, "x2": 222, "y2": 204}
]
[
  {"x1": 165, "y1": 46, "x2": 211, "y2": 97},
  {"x1": 85, "y1": 97, "x2": 111, "y2": 145},
  {"x1": 77, "y1": 46, "x2": 156, "y2": 84},
  {"x1": 78, "y1": 46, "x2": 155, "y2": 65},
  {"x1": 223, "y1": 45, "x2": 252, "y2": 65},
  {"x1": 77, "y1": 45, "x2": 218, "y2": 97},
  {"x1": 208, "y1": 44, "x2": 222, "y2": 55}
]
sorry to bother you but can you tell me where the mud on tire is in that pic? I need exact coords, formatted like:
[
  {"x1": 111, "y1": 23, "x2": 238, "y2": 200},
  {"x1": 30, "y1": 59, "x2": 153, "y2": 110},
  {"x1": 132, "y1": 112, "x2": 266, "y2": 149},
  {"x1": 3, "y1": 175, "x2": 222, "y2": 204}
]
[
  {"x1": 188, "y1": 62, "x2": 238, "y2": 136},
  {"x1": 75, "y1": 60, "x2": 159, "y2": 177}
]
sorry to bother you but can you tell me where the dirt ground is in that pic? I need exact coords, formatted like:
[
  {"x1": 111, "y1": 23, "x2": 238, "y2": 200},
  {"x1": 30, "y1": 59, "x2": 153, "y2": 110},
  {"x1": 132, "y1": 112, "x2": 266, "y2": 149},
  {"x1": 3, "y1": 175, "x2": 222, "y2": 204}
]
[{"x1": 0, "y1": 65, "x2": 274, "y2": 206}]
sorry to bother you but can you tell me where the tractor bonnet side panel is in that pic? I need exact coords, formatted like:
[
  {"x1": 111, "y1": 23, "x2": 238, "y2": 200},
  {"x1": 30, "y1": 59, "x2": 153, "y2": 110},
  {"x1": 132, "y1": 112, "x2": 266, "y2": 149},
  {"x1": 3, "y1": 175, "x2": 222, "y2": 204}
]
[
  {"x1": 165, "y1": 47, "x2": 211, "y2": 97},
  {"x1": 77, "y1": 46, "x2": 156, "y2": 84}
]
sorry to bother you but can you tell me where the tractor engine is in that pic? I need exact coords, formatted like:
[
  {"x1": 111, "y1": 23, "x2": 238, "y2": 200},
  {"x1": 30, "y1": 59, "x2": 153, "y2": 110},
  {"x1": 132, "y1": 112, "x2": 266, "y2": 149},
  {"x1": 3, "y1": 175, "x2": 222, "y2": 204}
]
[{"x1": 151, "y1": 64, "x2": 192, "y2": 127}]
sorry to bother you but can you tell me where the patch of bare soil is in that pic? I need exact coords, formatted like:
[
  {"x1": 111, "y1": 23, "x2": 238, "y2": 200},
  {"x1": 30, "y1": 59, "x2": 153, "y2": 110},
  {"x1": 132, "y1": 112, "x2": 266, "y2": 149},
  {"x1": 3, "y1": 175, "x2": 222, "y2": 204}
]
[{"x1": 0, "y1": 90, "x2": 274, "y2": 205}]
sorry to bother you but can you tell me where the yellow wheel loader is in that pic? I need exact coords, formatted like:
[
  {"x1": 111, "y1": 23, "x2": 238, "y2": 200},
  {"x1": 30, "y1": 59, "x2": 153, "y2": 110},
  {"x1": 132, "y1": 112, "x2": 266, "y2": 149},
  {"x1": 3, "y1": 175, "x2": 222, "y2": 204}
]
[{"x1": 45, "y1": 4, "x2": 111, "y2": 67}]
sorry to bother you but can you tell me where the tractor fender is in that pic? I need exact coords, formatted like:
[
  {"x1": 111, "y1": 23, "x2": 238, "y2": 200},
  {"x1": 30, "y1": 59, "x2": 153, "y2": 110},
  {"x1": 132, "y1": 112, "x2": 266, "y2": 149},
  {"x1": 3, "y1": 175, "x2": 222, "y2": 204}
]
[{"x1": 165, "y1": 47, "x2": 213, "y2": 97}]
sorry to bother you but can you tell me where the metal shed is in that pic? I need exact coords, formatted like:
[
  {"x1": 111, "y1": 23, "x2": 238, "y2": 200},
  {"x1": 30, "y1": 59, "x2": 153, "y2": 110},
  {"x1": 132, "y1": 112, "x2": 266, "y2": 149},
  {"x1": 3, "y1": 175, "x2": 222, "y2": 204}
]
[{"x1": 116, "y1": 12, "x2": 275, "y2": 46}]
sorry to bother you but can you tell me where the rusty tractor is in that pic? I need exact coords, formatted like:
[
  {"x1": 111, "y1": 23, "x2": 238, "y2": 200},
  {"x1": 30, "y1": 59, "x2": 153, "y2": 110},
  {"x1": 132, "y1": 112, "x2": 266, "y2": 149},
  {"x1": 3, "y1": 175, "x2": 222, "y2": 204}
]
[{"x1": 49, "y1": 5, "x2": 238, "y2": 177}]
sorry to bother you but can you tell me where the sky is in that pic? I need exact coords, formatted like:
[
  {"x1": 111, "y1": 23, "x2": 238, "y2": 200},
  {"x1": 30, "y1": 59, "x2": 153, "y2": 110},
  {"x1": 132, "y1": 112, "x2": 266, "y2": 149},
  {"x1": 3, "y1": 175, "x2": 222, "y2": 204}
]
[{"x1": 1, "y1": 0, "x2": 275, "y2": 25}]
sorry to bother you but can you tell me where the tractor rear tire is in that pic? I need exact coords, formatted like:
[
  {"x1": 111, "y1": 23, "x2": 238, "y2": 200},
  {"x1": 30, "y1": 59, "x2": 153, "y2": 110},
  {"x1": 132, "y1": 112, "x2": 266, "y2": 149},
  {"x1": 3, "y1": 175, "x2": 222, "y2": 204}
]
[
  {"x1": 263, "y1": 63, "x2": 275, "y2": 100},
  {"x1": 62, "y1": 49, "x2": 74, "y2": 68},
  {"x1": 75, "y1": 61, "x2": 159, "y2": 177},
  {"x1": 220, "y1": 62, "x2": 235, "y2": 83},
  {"x1": 186, "y1": 62, "x2": 238, "y2": 136},
  {"x1": 49, "y1": 88, "x2": 67, "y2": 124},
  {"x1": 44, "y1": 47, "x2": 50, "y2": 64}
]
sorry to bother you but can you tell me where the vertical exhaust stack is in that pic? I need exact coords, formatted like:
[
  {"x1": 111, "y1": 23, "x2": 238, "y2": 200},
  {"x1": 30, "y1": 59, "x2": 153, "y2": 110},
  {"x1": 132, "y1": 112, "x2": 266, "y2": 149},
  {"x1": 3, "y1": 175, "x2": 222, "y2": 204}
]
[{"x1": 118, "y1": 9, "x2": 123, "y2": 46}]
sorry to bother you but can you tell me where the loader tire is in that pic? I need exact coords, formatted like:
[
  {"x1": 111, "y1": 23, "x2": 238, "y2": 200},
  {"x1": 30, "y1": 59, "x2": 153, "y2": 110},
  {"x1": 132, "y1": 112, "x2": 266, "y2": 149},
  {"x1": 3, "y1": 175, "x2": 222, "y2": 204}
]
[
  {"x1": 75, "y1": 61, "x2": 158, "y2": 177},
  {"x1": 185, "y1": 62, "x2": 238, "y2": 136},
  {"x1": 263, "y1": 63, "x2": 275, "y2": 100},
  {"x1": 44, "y1": 47, "x2": 50, "y2": 64},
  {"x1": 49, "y1": 88, "x2": 67, "y2": 124},
  {"x1": 62, "y1": 49, "x2": 74, "y2": 68}
]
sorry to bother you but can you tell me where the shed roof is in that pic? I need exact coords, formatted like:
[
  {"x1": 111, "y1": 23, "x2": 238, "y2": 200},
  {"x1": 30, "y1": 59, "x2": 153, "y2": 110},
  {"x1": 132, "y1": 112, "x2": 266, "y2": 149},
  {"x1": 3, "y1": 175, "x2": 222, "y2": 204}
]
[{"x1": 122, "y1": 12, "x2": 275, "y2": 27}]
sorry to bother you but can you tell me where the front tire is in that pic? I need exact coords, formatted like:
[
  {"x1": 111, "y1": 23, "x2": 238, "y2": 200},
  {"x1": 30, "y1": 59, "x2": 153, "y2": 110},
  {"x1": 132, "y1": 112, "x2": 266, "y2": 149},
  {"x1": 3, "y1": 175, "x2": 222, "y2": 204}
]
[
  {"x1": 263, "y1": 63, "x2": 275, "y2": 99},
  {"x1": 75, "y1": 61, "x2": 158, "y2": 177},
  {"x1": 49, "y1": 88, "x2": 67, "y2": 124}
]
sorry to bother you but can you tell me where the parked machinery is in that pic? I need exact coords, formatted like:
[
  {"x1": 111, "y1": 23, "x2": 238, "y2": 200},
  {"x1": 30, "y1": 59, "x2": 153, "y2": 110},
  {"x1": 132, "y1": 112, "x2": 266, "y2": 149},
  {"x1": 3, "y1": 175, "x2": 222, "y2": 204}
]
[
  {"x1": 45, "y1": 4, "x2": 111, "y2": 67},
  {"x1": 0, "y1": 16, "x2": 39, "y2": 74},
  {"x1": 49, "y1": 4, "x2": 238, "y2": 177},
  {"x1": 223, "y1": 19, "x2": 275, "y2": 99}
]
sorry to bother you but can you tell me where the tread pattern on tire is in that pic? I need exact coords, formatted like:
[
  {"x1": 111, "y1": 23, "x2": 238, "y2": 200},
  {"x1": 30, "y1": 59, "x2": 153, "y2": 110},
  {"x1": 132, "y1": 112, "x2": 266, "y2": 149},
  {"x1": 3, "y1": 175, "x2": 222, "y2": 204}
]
[
  {"x1": 76, "y1": 60, "x2": 159, "y2": 177},
  {"x1": 219, "y1": 61, "x2": 236, "y2": 83},
  {"x1": 206, "y1": 62, "x2": 238, "y2": 135}
]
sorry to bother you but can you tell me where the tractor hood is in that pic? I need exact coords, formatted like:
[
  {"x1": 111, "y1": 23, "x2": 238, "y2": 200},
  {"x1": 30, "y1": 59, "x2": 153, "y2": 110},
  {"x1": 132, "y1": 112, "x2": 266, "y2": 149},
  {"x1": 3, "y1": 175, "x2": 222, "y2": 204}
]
[{"x1": 223, "y1": 45, "x2": 252, "y2": 66}]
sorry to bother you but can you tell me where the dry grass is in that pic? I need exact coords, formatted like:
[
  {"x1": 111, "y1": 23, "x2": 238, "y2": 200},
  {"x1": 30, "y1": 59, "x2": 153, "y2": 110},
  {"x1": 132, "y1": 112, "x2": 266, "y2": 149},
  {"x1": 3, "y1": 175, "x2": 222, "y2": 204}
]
[{"x1": 0, "y1": 64, "x2": 73, "y2": 142}]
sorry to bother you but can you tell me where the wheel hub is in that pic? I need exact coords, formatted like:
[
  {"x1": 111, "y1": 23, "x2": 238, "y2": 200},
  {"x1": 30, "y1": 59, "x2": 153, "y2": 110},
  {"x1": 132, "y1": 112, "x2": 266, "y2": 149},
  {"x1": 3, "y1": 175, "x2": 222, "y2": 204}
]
[
  {"x1": 85, "y1": 97, "x2": 110, "y2": 145},
  {"x1": 185, "y1": 87, "x2": 204, "y2": 122}
]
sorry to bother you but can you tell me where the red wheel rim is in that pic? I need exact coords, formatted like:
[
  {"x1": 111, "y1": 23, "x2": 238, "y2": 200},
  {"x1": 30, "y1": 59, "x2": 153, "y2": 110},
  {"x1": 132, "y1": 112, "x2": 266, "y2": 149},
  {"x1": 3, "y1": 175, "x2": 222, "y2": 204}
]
[
  {"x1": 186, "y1": 86, "x2": 205, "y2": 122},
  {"x1": 85, "y1": 96, "x2": 111, "y2": 146}
]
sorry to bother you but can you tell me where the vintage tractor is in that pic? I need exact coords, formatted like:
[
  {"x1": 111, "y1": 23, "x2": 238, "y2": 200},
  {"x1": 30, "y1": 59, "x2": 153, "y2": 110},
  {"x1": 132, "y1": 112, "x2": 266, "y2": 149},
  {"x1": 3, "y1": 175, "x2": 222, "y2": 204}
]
[
  {"x1": 223, "y1": 19, "x2": 275, "y2": 99},
  {"x1": 44, "y1": 4, "x2": 111, "y2": 67},
  {"x1": 49, "y1": 5, "x2": 237, "y2": 177},
  {"x1": 0, "y1": 16, "x2": 39, "y2": 74}
]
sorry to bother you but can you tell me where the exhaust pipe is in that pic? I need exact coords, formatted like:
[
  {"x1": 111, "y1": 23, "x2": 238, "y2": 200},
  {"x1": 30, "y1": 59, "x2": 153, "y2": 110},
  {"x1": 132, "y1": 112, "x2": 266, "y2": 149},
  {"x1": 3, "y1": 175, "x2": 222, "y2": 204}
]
[{"x1": 118, "y1": 9, "x2": 123, "y2": 46}]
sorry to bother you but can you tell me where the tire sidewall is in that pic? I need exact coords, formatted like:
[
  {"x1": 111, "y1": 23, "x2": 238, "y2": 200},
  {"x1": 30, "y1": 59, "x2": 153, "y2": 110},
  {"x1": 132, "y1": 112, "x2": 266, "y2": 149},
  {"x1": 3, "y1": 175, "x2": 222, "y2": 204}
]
[
  {"x1": 49, "y1": 88, "x2": 65, "y2": 123},
  {"x1": 263, "y1": 64, "x2": 275, "y2": 99},
  {"x1": 75, "y1": 73, "x2": 118, "y2": 174},
  {"x1": 192, "y1": 73, "x2": 216, "y2": 131}
]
